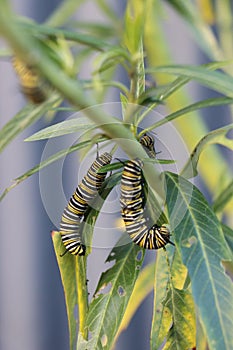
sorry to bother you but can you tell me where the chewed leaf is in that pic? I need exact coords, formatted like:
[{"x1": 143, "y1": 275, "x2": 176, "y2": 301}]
[
  {"x1": 151, "y1": 248, "x2": 189, "y2": 349},
  {"x1": 181, "y1": 123, "x2": 233, "y2": 178},
  {"x1": 150, "y1": 250, "x2": 172, "y2": 349},
  {"x1": 25, "y1": 117, "x2": 95, "y2": 141},
  {"x1": 118, "y1": 262, "x2": 155, "y2": 335},
  {"x1": 165, "y1": 172, "x2": 233, "y2": 350},
  {"x1": 162, "y1": 287, "x2": 196, "y2": 350},
  {"x1": 78, "y1": 235, "x2": 144, "y2": 350}
]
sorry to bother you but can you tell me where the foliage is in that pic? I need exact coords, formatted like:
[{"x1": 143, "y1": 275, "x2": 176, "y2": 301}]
[{"x1": 0, "y1": 1, "x2": 233, "y2": 350}]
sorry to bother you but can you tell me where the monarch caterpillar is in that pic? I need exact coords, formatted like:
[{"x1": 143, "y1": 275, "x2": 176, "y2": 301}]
[
  {"x1": 60, "y1": 152, "x2": 112, "y2": 256},
  {"x1": 120, "y1": 159, "x2": 174, "y2": 249},
  {"x1": 139, "y1": 134, "x2": 157, "y2": 158},
  {"x1": 12, "y1": 56, "x2": 48, "y2": 103}
]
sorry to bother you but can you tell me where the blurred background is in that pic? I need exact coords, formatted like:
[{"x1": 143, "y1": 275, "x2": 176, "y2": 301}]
[{"x1": 0, "y1": 1, "x2": 232, "y2": 350}]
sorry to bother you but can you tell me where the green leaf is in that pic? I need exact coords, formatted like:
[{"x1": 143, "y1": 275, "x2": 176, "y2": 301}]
[
  {"x1": 181, "y1": 123, "x2": 233, "y2": 178},
  {"x1": 25, "y1": 117, "x2": 96, "y2": 141},
  {"x1": 151, "y1": 248, "x2": 190, "y2": 349},
  {"x1": 0, "y1": 94, "x2": 61, "y2": 152},
  {"x1": 19, "y1": 19, "x2": 112, "y2": 51},
  {"x1": 93, "y1": 48, "x2": 130, "y2": 75},
  {"x1": 98, "y1": 158, "x2": 176, "y2": 174},
  {"x1": 150, "y1": 250, "x2": 173, "y2": 349},
  {"x1": 222, "y1": 224, "x2": 233, "y2": 257},
  {"x1": 212, "y1": 179, "x2": 233, "y2": 213},
  {"x1": 221, "y1": 225, "x2": 233, "y2": 276},
  {"x1": 162, "y1": 287, "x2": 196, "y2": 350},
  {"x1": 165, "y1": 172, "x2": 233, "y2": 350},
  {"x1": 148, "y1": 64, "x2": 233, "y2": 97},
  {"x1": 123, "y1": 0, "x2": 145, "y2": 55},
  {"x1": 79, "y1": 236, "x2": 145, "y2": 350},
  {"x1": 147, "y1": 97, "x2": 233, "y2": 130},
  {"x1": 0, "y1": 137, "x2": 107, "y2": 202},
  {"x1": 51, "y1": 231, "x2": 78, "y2": 350}
]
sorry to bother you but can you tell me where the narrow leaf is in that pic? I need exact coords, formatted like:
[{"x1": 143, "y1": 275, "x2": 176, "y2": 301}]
[
  {"x1": 51, "y1": 231, "x2": 77, "y2": 350},
  {"x1": 221, "y1": 225, "x2": 233, "y2": 276},
  {"x1": 19, "y1": 20, "x2": 112, "y2": 51},
  {"x1": 181, "y1": 124, "x2": 233, "y2": 178},
  {"x1": 98, "y1": 158, "x2": 176, "y2": 174},
  {"x1": 0, "y1": 94, "x2": 61, "y2": 152},
  {"x1": 165, "y1": 172, "x2": 233, "y2": 350},
  {"x1": 25, "y1": 117, "x2": 95, "y2": 141},
  {"x1": 147, "y1": 96, "x2": 233, "y2": 130},
  {"x1": 0, "y1": 137, "x2": 107, "y2": 202},
  {"x1": 148, "y1": 65, "x2": 233, "y2": 97}
]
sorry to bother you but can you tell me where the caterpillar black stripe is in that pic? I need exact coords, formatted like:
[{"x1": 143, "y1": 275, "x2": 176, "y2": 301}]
[
  {"x1": 60, "y1": 152, "x2": 112, "y2": 256},
  {"x1": 120, "y1": 159, "x2": 174, "y2": 249},
  {"x1": 12, "y1": 56, "x2": 48, "y2": 104},
  {"x1": 140, "y1": 134, "x2": 157, "y2": 158}
]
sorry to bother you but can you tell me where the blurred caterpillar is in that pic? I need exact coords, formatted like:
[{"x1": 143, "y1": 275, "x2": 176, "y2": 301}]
[
  {"x1": 12, "y1": 56, "x2": 48, "y2": 103},
  {"x1": 139, "y1": 134, "x2": 157, "y2": 158},
  {"x1": 120, "y1": 158, "x2": 174, "y2": 249},
  {"x1": 60, "y1": 152, "x2": 112, "y2": 256}
]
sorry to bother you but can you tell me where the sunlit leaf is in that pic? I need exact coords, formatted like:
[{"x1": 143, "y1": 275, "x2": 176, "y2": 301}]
[
  {"x1": 151, "y1": 248, "x2": 189, "y2": 349},
  {"x1": 162, "y1": 287, "x2": 196, "y2": 350},
  {"x1": 150, "y1": 250, "x2": 173, "y2": 349}
]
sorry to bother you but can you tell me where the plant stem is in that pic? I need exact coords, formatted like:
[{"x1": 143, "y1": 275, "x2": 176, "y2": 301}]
[{"x1": 0, "y1": 4, "x2": 165, "y2": 199}]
